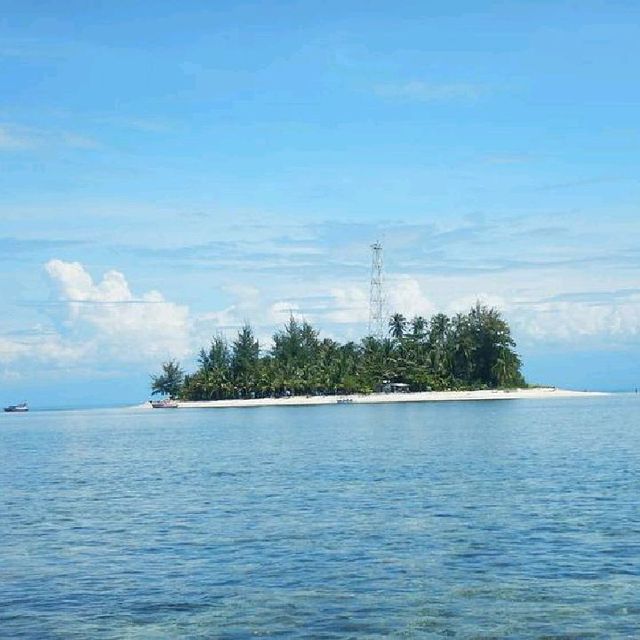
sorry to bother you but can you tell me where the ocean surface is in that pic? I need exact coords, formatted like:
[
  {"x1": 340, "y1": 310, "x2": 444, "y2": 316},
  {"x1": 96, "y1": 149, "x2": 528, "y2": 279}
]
[{"x1": 1, "y1": 395, "x2": 639, "y2": 639}]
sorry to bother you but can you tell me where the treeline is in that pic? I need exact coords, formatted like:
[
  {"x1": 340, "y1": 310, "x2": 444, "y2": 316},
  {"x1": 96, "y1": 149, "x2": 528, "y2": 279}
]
[{"x1": 151, "y1": 302, "x2": 525, "y2": 400}]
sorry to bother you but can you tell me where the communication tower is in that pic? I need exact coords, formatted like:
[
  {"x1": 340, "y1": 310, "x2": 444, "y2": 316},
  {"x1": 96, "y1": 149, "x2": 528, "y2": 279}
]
[{"x1": 368, "y1": 241, "x2": 385, "y2": 339}]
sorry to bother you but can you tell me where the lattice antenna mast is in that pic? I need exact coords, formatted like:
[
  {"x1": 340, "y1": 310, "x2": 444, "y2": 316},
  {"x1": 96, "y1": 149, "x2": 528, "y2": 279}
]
[{"x1": 368, "y1": 241, "x2": 386, "y2": 339}]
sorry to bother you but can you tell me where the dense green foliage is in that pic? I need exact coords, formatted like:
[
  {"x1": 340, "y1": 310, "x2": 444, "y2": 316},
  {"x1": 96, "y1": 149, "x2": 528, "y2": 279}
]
[
  {"x1": 150, "y1": 360, "x2": 185, "y2": 398},
  {"x1": 151, "y1": 303, "x2": 525, "y2": 400}
]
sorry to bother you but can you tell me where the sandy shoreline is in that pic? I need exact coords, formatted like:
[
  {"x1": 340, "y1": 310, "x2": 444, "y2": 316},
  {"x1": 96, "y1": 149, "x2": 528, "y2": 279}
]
[{"x1": 139, "y1": 388, "x2": 606, "y2": 410}]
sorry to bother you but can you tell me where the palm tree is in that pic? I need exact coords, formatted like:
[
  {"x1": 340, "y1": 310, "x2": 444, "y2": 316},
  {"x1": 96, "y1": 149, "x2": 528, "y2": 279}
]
[
  {"x1": 154, "y1": 304, "x2": 526, "y2": 398},
  {"x1": 388, "y1": 313, "x2": 407, "y2": 340},
  {"x1": 410, "y1": 315, "x2": 427, "y2": 340}
]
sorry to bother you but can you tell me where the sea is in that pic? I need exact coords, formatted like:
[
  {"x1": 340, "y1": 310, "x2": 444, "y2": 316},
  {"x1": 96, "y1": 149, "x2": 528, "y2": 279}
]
[{"x1": 1, "y1": 395, "x2": 639, "y2": 639}]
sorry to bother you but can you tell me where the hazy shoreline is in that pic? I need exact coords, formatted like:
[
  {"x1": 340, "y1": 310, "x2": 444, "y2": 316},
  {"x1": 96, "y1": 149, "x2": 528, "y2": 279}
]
[{"x1": 140, "y1": 387, "x2": 606, "y2": 410}]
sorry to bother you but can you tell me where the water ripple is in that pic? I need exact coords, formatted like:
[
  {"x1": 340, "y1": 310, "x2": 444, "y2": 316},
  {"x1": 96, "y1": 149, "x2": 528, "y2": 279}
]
[{"x1": 1, "y1": 397, "x2": 640, "y2": 637}]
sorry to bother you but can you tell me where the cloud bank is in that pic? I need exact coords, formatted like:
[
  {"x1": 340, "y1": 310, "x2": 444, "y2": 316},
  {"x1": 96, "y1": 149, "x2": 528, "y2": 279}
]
[
  {"x1": 2, "y1": 248, "x2": 640, "y2": 386},
  {"x1": 0, "y1": 260, "x2": 190, "y2": 374}
]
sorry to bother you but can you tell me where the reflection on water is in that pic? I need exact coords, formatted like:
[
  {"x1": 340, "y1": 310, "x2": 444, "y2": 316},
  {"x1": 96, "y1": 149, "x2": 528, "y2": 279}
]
[{"x1": 1, "y1": 397, "x2": 639, "y2": 638}]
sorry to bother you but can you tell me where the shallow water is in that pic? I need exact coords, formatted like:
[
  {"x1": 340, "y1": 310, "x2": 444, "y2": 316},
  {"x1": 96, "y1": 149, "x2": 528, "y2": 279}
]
[{"x1": 1, "y1": 396, "x2": 639, "y2": 638}]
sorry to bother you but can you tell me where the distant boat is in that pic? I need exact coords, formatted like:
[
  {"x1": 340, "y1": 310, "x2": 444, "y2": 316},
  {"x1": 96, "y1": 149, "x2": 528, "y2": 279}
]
[
  {"x1": 336, "y1": 398, "x2": 354, "y2": 404},
  {"x1": 4, "y1": 402, "x2": 28, "y2": 413},
  {"x1": 150, "y1": 399, "x2": 179, "y2": 409}
]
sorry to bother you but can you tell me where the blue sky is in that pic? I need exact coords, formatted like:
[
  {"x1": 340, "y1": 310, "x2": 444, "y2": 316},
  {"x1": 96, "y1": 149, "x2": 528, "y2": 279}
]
[{"x1": 1, "y1": 1, "x2": 640, "y2": 406}]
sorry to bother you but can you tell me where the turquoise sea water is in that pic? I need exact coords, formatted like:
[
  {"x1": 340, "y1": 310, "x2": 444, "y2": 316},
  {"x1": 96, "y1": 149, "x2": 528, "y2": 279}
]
[{"x1": 1, "y1": 396, "x2": 639, "y2": 638}]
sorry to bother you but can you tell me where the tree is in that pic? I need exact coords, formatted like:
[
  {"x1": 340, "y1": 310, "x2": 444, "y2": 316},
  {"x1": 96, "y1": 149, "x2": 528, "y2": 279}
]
[
  {"x1": 153, "y1": 305, "x2": 526, "y2": 399},
  {"x1": 467, "y1": 302, "x2": 523, "y2": 387},
  {"x1": 151, "y1": 360, "x2": 184, "y2": 398},
  {"x1": 199, "y1": 335, "x2": 231, "y2": 372},
  {"x1": 232, "y1": 324, "x2": 260, "y2": 396},
  {"x1": 410, "y1": 315, "x2": 428, "y2": 340},
  {"x1": 428, "y1": 313, "x2": 450, "y2": 380},
  {"x1": 450, "y1": 313, "x2": 476, "y2": 384},
  {"x1": 388, "y1": 313, "x2": 407, "y2": 340}
]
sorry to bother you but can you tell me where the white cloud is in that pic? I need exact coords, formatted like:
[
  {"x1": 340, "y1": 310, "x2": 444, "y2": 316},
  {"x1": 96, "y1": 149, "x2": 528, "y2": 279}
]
[
  {"x1": 0, "y1": 260, "x2": 191, "y2": 373},
  {"x1": 325, "y1": 285, "x2": 369, "y2": 324},
  {"x1": 7, "y1": 258, "x2": 635, "y2": 381},
  {"x1": 512, "y1": 298, "x2": 640, "y2": 345},
  {"x1": 44, "y1": 259, "x2": 190, "y2": 362},
  {"x1": 388, "y1": 276, "x2": 436, "y2": 319},
  {"x1": 0, "y1": 333, "x2": 89, "y2": 366},
  {"x1": 325, "y1": 276, "x2": 435, "y2": 325},
  {"x1": 268, "y1": 301, "x2": 300, "y2": 324},
  {"x1": 318, "y1": 275, "x2": 640, "y2": 348},
  {"x1": 193, "y1": 284, "x2": 301, "y2": 334},
  {"x1": 444, "y1": 292, "x2": 510, "y2": 316},
  {"x1": 0, "y1": 337, "x2": 28, "y2": 362},
  {"x1": 192, "y1": 283, "x2": 263, "y2": 336}
]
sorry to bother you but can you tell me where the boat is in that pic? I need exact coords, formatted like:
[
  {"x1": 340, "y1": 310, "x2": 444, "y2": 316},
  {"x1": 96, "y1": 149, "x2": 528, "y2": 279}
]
[
  {"x1": 4, "y1": 402, "x2": 28, "y2": 413},
  {"x1": 336, "y1": 398, "x2": 354, "y2": 404},
  {"x1": 150, "y1": 398, "x2": 179, "y2": 409}
]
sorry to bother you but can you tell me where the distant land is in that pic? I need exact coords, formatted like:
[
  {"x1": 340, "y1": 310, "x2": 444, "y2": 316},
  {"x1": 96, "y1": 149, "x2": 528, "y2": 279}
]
[
  {"x1": 152, "y1": 303, "x2": 539, "y2": 403},
  {"x1": 140, "y1": 387, "x2": 606, "y2": 411}
]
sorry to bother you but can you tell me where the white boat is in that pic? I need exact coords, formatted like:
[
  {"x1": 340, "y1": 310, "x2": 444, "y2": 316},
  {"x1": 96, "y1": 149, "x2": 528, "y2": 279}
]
[
  {"x1": 150, "y1": 399, "x2": 179, "y2": 409},
  {"x1": 4, "y1": 402, "x2": 28, "y2": 413}
]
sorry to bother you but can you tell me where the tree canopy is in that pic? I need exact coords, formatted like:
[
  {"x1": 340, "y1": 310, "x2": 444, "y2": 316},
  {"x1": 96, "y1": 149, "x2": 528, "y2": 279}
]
[
  {"x1": 150, "y1": 360, "x2": 185, "y2": 398},
  {"x1": 152, "y1": 303, "x2": 525, "y2": 400}
]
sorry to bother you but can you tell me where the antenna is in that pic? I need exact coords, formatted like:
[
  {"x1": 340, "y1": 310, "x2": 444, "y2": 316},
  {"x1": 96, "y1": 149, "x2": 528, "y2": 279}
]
[{"x1": 368, "y1": 241, "x2": 385, "y2": 339}]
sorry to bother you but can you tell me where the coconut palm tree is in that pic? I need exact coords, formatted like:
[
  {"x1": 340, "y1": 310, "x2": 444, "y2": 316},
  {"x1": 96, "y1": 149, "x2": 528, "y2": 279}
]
[
  {"x1": 154, "y1": 305, "x2": 526, "y2": 398},
  {"x1": 410, "y1": 315, "x2": 428, "y2": 340},
  {"x1": 388, "y1": 313, "x2": 407, "y2": 340}
]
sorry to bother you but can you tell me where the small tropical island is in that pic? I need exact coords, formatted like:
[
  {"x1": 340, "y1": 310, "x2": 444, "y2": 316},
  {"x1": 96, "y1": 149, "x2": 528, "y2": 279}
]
[{"x1": 149, "y1": 302, "x2": 601, "y2": 408}]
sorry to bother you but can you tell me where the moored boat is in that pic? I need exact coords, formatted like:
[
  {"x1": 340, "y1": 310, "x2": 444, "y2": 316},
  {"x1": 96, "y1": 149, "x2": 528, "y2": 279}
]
[
  {"x1": 150, "y1": 399, "x2": 179, "y2": 409},
  {"x1": 4, "y1": 402, "x2": 28, "y2": 413}
]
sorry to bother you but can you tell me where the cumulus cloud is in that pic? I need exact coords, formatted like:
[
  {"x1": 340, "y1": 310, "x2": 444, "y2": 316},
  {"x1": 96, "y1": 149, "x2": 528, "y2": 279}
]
[
  {"x1": 388, "y1": 276, "x2": 436, "y2": 319},
  {"x1": 44, "y1": 259, "x2": 190, "y2": 362},
  {"x1": 0, "y1": 260, "x2": 191, "y2": 372},
  {"x1": 6, "y1": 257, "x2": 639, "y2": 382},
  {"x1": 325, "y1": 285, "x2": 369, "y2": 324},
  {"x1": 318, "y1": 276, "x2": 640, "y2": 348},
  {"x1": 512, "y1": 297, "x2": 640, "y2": 346},
  {"x1": 325, "y1": 276, "x2": 435, "y2": 326},
  {"x1": 192, "y1": 265, "x2": 640, "y2": 352},
  {"x1": 193, "y1": 280, "x2": 305, "y2": 336}
]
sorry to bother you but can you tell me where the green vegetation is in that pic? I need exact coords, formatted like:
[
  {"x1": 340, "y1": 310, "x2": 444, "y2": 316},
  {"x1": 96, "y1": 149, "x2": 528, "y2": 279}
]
[
  {"x1": 151, "y1": 302, "x2": 525, "y2": 400},
  {"x1": 150, "y1": 360, "x2": 184, "y2": 398}
]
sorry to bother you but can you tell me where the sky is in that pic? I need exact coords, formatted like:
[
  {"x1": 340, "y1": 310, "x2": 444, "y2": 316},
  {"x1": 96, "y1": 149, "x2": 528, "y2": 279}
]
[{"x1": 1, "y1": 0, "x2": 640, "y2": 406}]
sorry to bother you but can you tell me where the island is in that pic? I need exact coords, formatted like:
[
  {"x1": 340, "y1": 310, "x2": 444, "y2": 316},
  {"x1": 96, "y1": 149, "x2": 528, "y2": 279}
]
[{"x1": 149, "y1": 303, "x2": 602, "y2": 408}]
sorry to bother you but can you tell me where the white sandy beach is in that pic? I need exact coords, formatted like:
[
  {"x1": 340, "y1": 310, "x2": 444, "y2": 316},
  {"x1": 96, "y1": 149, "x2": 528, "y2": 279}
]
[{"x1": 140, "y1": 387, "x2": 605, "y2": 410}]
